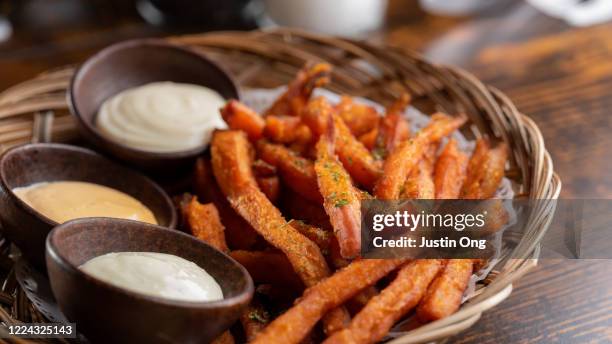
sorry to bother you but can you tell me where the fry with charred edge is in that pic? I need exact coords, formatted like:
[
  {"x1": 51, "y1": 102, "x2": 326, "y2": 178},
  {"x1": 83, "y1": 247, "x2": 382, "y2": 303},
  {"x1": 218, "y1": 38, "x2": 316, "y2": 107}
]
[
  {"x1": 417, "y1": 259, "x2": 473, "y2": 322},
  {"x1": 230, "y1": 250, "x2": 304, "y2": 291},
  {"x1": 252, "y1": 259, "x2": 407, "y2": 344},
  {"x1": 182, "y1": 196, "x2": 229, "y2": 252},
  {"x1": 221, "y1": 100, "x2": 265, "y2": 141},
  {"x1": 264, "y1": 115, "x2": 313, "y2": 144},
  {"x1": 374, "y1": 114, "x2": 466, "y2": 200},
  {"x1": 434, "y1": 138, "x2": 468, "y2": 199},
  {"x1": 193, "y1": 158, "x2": 260, "y2": 250},
  {"x1": 302, "y1": 97, "x2": 382, "y2": 189},
  {"x1": 323, "y1": 259, "x2": 444, "y2": 344},
  {"x1": 257, "y1": 140, "x2": 322, "y2": 203},
  {"x1": 240, "y1": 301, "x2": 270, "y2": 342},
  {"x1": 335, "y1": 96, "x2": 380, "y2": 137},
  {"x1": 315, "y1": 119, "x2": 361, "y2": 259},
  {"x1": 211, "y1": 130, "x2": 348, "y2": 334},
  {"x1": 461, "y1": 140, "x2": 508, "y2": 199},
  {"x1": 265, "y1": 63, "x2": 331, "y2": 117}
]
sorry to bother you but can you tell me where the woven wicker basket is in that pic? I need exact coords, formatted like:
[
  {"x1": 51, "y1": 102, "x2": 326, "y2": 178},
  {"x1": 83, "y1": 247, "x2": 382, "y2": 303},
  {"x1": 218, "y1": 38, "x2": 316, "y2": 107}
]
[{"x1": 0, "y1": 28, "x2": 560, "y2": 344}]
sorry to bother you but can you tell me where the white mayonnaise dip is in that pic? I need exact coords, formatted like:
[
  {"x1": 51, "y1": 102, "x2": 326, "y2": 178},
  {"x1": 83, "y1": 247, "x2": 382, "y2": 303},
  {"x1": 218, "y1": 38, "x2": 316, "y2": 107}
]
[
  {"x1": 80, "y1": 252, "x2": 223, "y2": 302},
  {"x1": 96, "y1": 82, "x2": 227, "y2": 152}
]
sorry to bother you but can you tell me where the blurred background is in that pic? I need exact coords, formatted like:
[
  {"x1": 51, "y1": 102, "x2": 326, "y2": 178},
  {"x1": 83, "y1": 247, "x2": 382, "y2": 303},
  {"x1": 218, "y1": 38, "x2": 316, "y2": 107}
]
[{"x1": 0, "y1": 0, "x2": 611, "y2": 343}]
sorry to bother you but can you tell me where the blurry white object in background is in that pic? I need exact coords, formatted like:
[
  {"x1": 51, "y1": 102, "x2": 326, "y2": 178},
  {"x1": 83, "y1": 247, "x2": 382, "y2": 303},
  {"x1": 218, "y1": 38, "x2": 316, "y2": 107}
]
[
  {"x1": 0, "y1": 16, "x2": 11, "y2": 43},
  {"x1": 419, "y1": 0, "x2": 510, "y2": 16},
  {"x1": 261, "y1": 0, "x2": 387, "y2": 37},
  {"x1": 527, "y1": 0, "x2": 612, "y2": 27}
]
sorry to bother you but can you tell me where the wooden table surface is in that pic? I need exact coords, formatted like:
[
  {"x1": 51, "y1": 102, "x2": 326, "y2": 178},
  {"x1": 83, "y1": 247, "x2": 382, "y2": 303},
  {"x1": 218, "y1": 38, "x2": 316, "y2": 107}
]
[{"x1": 0, "y1": 1, "x2": 610, "y2": 343}]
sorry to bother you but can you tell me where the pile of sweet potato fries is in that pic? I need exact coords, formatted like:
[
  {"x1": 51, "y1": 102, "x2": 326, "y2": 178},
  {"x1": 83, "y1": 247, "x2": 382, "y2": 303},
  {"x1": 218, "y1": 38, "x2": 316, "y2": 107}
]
[{"x1": 179, "y1": 63, "x2": 508, "y2": 344}]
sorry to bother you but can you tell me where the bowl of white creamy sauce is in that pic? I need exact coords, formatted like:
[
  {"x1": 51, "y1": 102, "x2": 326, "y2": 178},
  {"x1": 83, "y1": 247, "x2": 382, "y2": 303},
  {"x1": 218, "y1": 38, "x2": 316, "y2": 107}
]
[
  {"x1": 80, "y1": 252, "x2": 223, "y2": 302},
  {"x1": 96, "y1": 81, "x2": 227, "y2": 153},
  {"x1": 69, "y1": 39, "x2": 239, "y2": 169},
  {"x1": 46, "y1": 217, "x2": 253, "y2": 343}
]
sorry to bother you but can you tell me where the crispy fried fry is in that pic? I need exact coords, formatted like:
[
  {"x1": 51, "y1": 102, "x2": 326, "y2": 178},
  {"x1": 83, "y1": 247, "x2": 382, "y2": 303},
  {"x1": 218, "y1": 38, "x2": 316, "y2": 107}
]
[
  {"x1": 193, "y1": 158, "x2": 260, "y2": 250},
  {"x1": 324, "y1": 260, "x2": 443, "y2": 344},
  {"x1": 461, "y1": 140, "x2": 508, "y2": 199},
  {"x1": 434, "y1": 139, "x2": 468, "y2": 199},
  {"x1": 289, "y1": 220, "x2": 332, "y2": 255},
  {"x1": 416, "y1": 259, "x2": 473, "y2": 322},
  {"x1": 401, "y1": 143, "x2": 437, "y2": 199},
  {"x1": 221, "y1": 100, "x2": 265, "y2": 141},
  {"x1": 231, "y1": 250, "x2": 304, "y2": 291},
  {"x1": 253, "y1": 159, "x2": 280, "y2": 202},
  {"x1": 265, "y1": 63, "x2": 331, "y2": 117},
  {"x1": 264, "y1": 115, "x2": 313, "y2": 145},
  {"x1": 335, "y1": 96, "x2": 380, "y2": 137},
  {"x1": 372, "y1": 93, "x2": 411, "y2": 159},
  {"x1": 211, "y1": 130, "x2": 348, "y2": 334},
  {"x1": 240, "y1": 301, "x2": 270, "y2": 342},
  {"x1": 374, "y1": 114, "x2": 466, "y2": 200},
  {"x1": 303, "y1": 97, "x2": 382, "y2": 189},
  {"x1": 212, "y1": 130, "x2": 330, "y2": 286},
  {"x1": 257, "y1": 140, "x2": 321, "y2": 203},
  {"x1": 252, "y1": 259, "x2": 406, "y2": 344},
  {"x1": 358, "y1": 126, "x2": 378, "y2": 150},
  {"x1": 315, "y1": 121, "x2": 362, "y2": 259},
  {"x1": 182, "y1": 196, "x2": 229, "y2": 252}
]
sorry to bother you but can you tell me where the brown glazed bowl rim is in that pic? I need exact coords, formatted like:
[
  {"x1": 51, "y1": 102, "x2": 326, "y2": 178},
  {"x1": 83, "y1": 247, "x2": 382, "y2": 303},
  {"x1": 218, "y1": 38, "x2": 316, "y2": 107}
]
[
  {"x1": 68, "y1": 38, "x2": 240, "y2": 159},
  {"x1": 46, "y1": 218, "x2": 254, "y2": 308},
  {"x1": 0, "y1": 142, "x2": 177, "y2": 228}
]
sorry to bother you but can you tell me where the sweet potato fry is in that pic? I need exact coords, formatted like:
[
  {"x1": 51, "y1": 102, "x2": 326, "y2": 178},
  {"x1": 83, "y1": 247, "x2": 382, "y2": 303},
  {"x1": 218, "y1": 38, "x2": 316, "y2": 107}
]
[
  {"x1": 416, "y1": 259, "x2": 473, "y2": 322},
  {"x1": 193, "y1": 158, "x2": 260, "y2": 250},
  {"x1": 211, "y1": 130, "x2": 348, "y2": 333},
  {"x1": 264, "y1": 115, "x2": 313, "y2": 145},
  {"x1": 230, "y1": 250, "x2": 304, "y2": 291},
  {"x1": 374, "y1": 114, "x2": 466, "y2": 200},
  {"x1": 252, "y1": 259, "x2": 407, "y2": 344},
  {"x1": 400, "y1": 143, "x2": 437, "y2": 199},
  {"x1": 181, "y1": 196, "x2": 229, "y2": 252},
  {"x1": 221, "y1": 100, "x2": 265, "y2": 141},
  {"x1": 240, "y1": 301, "x2": 270, "y2": 342},
  {"x1": 302, "y1": 97, "x2": 382, "y2": 189},
  {"x1": 315, "y1": 122, "x2": 362, "y2": 259},
  {"x1": 358, "y1": 126, "x2": 378, "y2": 150},
  {"x1": 334, "y1": 96, "x2": 380, "y2": 137},
  {"x1": 265, "y1": 63, "x2": 331, "y2": 117},
  {"x1": 212, "y1": 130, "x2": 330, "y2": 286},
  {"x1": 323, "y1": 259, "x2": 443, "y2": 344},
  {"x1": 257, "y1": 140, "x2": 321, "y2": 203},
  {"x1": 289, "y1": 220, "x2": 332, "y2": 255},
  {"x1": 252, "y1": 159, "x2": 280, "y2": 202},
  {"x1": 372, "y1": 93, "x2": 411, "y2": 159},
  {"x1": 461, "y1": 140, "x2": 508, "y2": 199},
  {"x1": 434, "y1": 138, "x2": 468, "y2": 199}
]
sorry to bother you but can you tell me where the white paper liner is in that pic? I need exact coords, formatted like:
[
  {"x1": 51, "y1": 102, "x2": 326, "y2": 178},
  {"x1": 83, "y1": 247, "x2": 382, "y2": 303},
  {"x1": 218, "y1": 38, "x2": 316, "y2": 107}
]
[{"x1": 241, "y1": 87, "x2": 516, "y2": 335}]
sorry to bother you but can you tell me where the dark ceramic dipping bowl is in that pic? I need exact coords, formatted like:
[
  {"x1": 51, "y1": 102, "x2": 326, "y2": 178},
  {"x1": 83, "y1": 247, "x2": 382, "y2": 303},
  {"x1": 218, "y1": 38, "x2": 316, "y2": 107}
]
[
  {"x1": 46, "y1": 218, "x2": 253, "y2": 344},
  {"x1": 69, "y1": 39, "x2": 239, "y2": 170},
  {"x1": 0, "y1": 143, "x2": 177, "y2": 268}
]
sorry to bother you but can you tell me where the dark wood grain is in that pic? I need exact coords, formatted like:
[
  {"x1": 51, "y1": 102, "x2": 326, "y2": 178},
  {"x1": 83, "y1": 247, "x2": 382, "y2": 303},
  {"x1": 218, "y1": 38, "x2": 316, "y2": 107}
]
[{"x1": 0, "y1": 1, "x2": 610, "y2": 342}]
